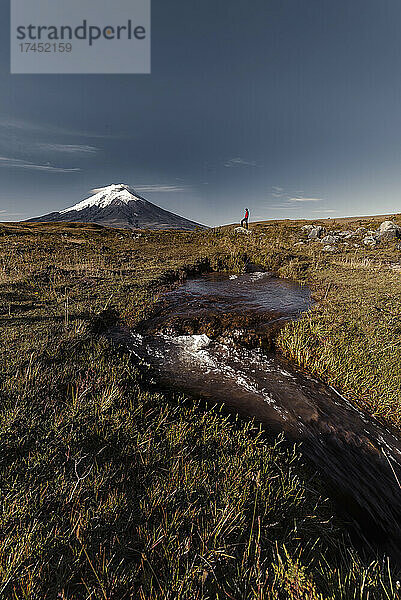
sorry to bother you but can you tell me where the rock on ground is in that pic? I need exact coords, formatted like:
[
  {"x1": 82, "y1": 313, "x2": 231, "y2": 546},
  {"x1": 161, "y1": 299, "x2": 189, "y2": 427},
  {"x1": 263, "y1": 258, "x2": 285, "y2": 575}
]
[
  {"x1": 234, "y1": 227, "x2": 252, "y2": 235},
  {"x1": 301, "y1": 224, "x2": 315, "y2": 233},
  {"x1": 363, "y1": 235, "x2": 378, "y2": 247},
  {"x1": 320, "y1": 235, "x2": 340, "y2": 244},
  {"x1": 377, "y1": 221, "x2": 401, "y2": 241},
  {"x1": 308, "y1": 226, "x2": 326, "y2": 240}
]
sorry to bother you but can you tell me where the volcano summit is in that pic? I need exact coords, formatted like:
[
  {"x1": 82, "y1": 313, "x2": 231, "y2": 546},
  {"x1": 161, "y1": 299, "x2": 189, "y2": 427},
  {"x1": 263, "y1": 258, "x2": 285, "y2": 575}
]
[{"x1": 27, "y1": 184, "x2": 206, "y2": 231}]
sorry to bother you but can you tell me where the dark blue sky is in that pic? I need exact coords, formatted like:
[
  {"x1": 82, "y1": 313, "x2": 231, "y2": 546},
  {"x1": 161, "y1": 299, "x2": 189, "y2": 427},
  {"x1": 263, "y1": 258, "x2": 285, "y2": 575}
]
[{"x1": 1, "y1": 0, "x2": 401, "y2": 226}]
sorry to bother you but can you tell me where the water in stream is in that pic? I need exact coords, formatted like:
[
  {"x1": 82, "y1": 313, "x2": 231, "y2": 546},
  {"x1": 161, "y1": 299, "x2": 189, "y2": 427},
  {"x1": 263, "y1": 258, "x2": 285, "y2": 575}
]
[{"x1": 112, "y1": 271, "x2": 401, "y2": 562}]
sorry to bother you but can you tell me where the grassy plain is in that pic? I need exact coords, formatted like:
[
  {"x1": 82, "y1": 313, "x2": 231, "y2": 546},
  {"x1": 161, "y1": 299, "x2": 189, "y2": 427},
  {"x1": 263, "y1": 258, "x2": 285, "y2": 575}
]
[{"x1": 0, "y1": 219, "x2": 401, "y2": 598}]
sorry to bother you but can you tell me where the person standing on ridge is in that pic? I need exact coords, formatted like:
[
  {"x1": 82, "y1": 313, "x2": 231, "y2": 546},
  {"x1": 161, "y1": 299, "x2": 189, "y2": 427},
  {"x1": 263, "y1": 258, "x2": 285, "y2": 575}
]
[{"x1": 241, "y1": 208, "x2": 249, "y2": 229}]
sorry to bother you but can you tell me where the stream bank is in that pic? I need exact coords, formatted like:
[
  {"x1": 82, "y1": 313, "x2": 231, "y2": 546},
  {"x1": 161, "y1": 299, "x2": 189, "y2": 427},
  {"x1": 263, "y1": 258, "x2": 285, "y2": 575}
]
[{"x1": 110, "y1": 270, "x2": 401, "y2": 563}]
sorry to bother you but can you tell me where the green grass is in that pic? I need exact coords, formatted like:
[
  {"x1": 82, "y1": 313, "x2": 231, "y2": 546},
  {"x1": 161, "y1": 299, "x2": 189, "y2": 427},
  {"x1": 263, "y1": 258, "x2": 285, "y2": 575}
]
[
  {"x1": 276, "y1": 255, "x2": 401, "y2": 425},
  {"x1": 1, "y1": 333, "x2": 398, "y2": 599},
  {"x1": 0, "y1": 220, "x2": 401, "y2": 598}
]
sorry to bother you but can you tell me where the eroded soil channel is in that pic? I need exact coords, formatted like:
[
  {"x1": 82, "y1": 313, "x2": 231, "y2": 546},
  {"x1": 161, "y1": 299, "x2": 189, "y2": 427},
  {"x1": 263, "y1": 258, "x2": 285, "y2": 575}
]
[{"x1": 112, "y1": 270, "x2": 401, "y2": 562}]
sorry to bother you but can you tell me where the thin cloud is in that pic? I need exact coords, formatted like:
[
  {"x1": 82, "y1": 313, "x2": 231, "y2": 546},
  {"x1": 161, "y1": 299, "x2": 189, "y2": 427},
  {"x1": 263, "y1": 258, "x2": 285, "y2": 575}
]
[
  {"x1": 224, "y1": 157, "x2": 257, "y2": 168},
  {"x1": 0, "y1": 116, "x2": 123, "y2": 139},
  {"x1": 0, "y1": 156, "x2": 81, "y2": 173},
  {"x1": 287, "y1": 197, "x2": 322, "y2": 203},
  {"x1": 35, "y1": 143, "x2": 98, "y2": 154},
  {"x1": 270, "y1": 187, "x2": 321, "y2": 201},
  {"x1": 136, "y1": 184, "x2": 188, "y2": 193},
  {"x1": 271, "y1": 186, "x2": 284, "y2": 197},
  {"x1": 0, "y1": 117, "x2": 45, "y2": 132},
  {"x1": 0, "y1": 210, "x2": 25, "y2": 217},
  {"x1": 268, "y1": 205, "x2": 296, "y2": 210}
]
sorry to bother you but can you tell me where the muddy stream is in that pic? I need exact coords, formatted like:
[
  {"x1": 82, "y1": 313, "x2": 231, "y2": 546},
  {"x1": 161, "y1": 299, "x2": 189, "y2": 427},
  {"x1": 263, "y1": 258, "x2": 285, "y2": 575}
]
[{"x1": 110, "y1": 270, "x2": 401, "y2": 562}]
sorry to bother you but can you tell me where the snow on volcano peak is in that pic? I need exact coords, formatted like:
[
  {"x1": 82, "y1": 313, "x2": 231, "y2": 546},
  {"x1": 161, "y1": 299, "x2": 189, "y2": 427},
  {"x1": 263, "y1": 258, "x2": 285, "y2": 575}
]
[
  {"x1": 27, "y1": 183, "x2": 206, "y2": 230},
  {"x1": 60, "y1": 184, "x2": 144, "y2": 214}
]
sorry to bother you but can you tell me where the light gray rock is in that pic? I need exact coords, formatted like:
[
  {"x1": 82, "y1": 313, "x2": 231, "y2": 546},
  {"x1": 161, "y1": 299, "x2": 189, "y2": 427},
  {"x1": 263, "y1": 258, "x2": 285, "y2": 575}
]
[
  {"x1": 322, "y1": 245, "x2": 337, "y2": 252},
  {"x1": 294, "y1": 241, "x2": 305, "y2": 246},
  {"x1": 363, "y1": 235, "x2": 378, "y2": 247},
  {"x1": 301, "y1": 224, "x2": 315, "y2": 233},
  {"x1": 355, "y1": 227, "x2": 366, "y2": 234},
  {"x1": 377, "y1": 220, "x2": 401, "y2": 241},
  {"x1": 320, "y1": 235, "x2": 339, "y2": 244},
  {"x1": 234, "y1": 227, "x2": 252, "y2": 235},
  {"x1": 308, "y1": 225, "x2": 326, "y2": 240}
]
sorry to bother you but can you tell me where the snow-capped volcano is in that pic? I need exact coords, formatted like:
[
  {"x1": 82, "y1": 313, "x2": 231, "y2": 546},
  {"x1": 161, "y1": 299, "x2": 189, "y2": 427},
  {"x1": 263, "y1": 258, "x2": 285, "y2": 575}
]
[
  {"x1": 60, "y1": 184, "x2": 146, "y2": 213},
  {"x1": 27, "y1": 184, "x2": 206, "y2": 231}
]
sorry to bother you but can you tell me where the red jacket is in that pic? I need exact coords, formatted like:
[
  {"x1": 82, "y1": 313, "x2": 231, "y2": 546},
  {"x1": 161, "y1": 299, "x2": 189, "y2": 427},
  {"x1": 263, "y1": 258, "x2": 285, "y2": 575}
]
[{"x1": 244, "y1": 210, "x2": 249, "y2": 219}]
